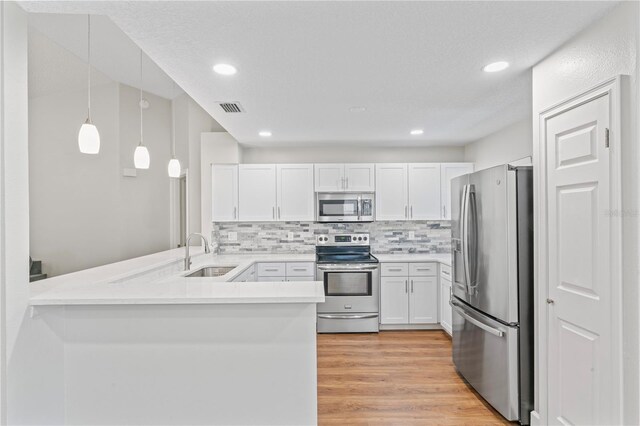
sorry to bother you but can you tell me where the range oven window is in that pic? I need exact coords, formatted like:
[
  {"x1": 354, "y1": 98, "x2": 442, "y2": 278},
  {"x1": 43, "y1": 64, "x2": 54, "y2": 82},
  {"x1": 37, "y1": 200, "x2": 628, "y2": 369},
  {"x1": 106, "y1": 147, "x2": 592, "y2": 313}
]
[
  {"x1": 318, "y1": 199, "x2": 358, "y2": 217},
  {"x1": 324, "y1": 271, "x2": 372, "y2": 296}
]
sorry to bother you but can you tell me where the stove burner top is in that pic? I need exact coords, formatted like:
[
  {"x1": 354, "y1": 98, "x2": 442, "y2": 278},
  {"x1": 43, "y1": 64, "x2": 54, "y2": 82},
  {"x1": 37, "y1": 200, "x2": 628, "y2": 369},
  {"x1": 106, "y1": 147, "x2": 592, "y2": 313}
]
[{"x1": 316, "y1": 253, "x2": 379, "y2": 264}]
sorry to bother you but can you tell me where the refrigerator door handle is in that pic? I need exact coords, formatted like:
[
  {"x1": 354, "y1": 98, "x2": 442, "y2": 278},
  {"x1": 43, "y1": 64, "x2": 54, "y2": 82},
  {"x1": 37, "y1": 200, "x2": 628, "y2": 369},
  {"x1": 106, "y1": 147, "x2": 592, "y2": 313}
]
[
  {"x1": 461, "y1": 185, "x2": 471, "y2": 293},
  {"x1": 451, "y1": 301, "x2": 504, "y2": 337},
  {"x1": 467, "y1": 185, "x2": 478, "y2": 292}
]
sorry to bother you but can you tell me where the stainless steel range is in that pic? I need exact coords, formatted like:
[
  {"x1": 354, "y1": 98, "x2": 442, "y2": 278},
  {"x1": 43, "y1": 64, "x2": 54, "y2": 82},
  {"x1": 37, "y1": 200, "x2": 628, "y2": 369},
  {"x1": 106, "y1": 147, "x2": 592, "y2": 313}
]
[{"x1": 315, "y1": 233, "x2": 380, "y2": 333}]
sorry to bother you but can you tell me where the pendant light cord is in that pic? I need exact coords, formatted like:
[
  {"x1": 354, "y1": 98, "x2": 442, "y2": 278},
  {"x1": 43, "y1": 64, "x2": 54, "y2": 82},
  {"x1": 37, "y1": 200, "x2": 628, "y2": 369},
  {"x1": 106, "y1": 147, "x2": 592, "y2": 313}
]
[
  {"x1": 87, "y1": 15, "x2": 91, "y2": 121},
  {"x1": 139, "y1": 49, "x2": 143, "y2": 145}
]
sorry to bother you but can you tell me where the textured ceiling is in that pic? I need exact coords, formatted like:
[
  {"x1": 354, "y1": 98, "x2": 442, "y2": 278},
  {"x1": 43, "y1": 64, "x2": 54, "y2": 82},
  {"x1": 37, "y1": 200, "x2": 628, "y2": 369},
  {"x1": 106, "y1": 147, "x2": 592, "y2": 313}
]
[{"x1": 19, "y1": 1, "x2": 617, "y2": 147}]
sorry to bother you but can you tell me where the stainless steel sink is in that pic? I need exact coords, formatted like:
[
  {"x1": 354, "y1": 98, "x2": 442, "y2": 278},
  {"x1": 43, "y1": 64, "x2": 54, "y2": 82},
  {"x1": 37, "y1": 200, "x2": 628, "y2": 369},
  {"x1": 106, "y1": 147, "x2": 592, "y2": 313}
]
[{"x1": 184, "y1": 266, "x2": 236, "y2": 278}]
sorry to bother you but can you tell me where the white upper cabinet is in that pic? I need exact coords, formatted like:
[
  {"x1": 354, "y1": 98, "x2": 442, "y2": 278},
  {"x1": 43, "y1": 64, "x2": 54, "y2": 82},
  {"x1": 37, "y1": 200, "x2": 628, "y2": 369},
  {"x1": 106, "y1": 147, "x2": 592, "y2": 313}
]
[
  {"x1": 314, "y1": 163, "x2": 375, "y2": 192},
  {"x1": 344, "y1": 164, "x2": 375, "y2": 192},
  {"x1": 238, "y1": 164, "x2": 277, "y2": 222},
  {"x1": 314, "y1": 164, "x2": 344, "y2": 192},
  {"x1": 211, "y1": 164, "x2": 238, "y2": 222},
  {"x1": 440, "y1": 163, "x2": 474, "y2": 220},
  {"x1": 408, "y1": 163, "x2": 441, "y2": 220},
  {"x1": 375, "y1": 164, "x2": 408, "y2": 220},
  {"x1": 276, "y1": 164, "x2": 314, "y2": 221}
]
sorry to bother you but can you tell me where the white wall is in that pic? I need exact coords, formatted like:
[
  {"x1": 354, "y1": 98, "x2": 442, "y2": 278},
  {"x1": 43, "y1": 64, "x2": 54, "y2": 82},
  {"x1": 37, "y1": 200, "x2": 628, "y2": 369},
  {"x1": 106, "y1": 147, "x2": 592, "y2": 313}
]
[
  {"x1": 532, "y1": 2, "x2": 639, "y2": 424},
  {"x1": 464, "y1": 118, "x2": 532, "y2": 170},
  {"x1": 28, "y1": 27, "x2": 220, "y2": 276},
  {"x1": 3, "y1": 3, "x2": 65, "y2": 424},
  {"x1": 200, "y1": 132, "x2": 242, "y2": 245},
  {"x1": 241, "y1": 145, "x2": 465, "y2": 164}
]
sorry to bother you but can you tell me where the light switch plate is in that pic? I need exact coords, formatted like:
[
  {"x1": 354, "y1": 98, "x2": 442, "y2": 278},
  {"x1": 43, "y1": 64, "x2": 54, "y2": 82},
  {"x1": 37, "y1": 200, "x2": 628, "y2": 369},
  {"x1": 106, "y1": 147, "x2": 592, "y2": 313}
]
[
  {"x1": 287, "y1": 232, "x2": 294, "y2": 241},
  {"x1": 408, "y1": 231, "x2": 415, "y2": 240},
  {"x1": 228, "y1": 231, "x2": 237, "y2": 241}
]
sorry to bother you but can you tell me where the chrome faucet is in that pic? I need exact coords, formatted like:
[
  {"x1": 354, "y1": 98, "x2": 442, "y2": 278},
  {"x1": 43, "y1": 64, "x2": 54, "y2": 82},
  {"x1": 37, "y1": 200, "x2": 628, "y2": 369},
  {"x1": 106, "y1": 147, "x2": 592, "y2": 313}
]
[{"x1": 185, "y1": 233, "x2": 211, "y2": 271}]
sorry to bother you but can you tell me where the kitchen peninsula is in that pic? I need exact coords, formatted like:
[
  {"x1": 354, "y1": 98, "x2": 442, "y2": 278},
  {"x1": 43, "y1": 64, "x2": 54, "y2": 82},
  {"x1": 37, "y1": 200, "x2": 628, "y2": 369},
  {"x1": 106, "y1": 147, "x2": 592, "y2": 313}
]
[{"x1": 29, "y1": 248, "x2": 324, "y2": 426}]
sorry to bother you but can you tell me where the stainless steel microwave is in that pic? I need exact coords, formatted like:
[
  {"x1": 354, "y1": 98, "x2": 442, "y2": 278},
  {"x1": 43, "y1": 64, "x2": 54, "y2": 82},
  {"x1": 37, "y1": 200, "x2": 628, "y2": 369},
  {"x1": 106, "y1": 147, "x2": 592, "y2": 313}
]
[{"x1": 316, "y1": 192, "x2": 374, "y2": 223}]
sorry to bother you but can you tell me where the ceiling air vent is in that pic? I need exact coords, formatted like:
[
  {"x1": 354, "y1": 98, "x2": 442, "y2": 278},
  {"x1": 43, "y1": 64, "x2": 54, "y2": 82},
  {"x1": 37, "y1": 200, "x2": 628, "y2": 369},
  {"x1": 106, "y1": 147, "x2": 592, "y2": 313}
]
[{"x1": 218, "y1": 102, "x2": 245, "y2": 113}]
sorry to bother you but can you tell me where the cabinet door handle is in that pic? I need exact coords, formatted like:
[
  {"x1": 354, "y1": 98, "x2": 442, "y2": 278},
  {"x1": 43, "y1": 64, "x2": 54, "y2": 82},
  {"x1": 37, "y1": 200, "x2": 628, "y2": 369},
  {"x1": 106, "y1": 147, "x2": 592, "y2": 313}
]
[
  {"x1": 410, "y1": 206, "x2": 413, "y2": 218},
  {"x1": 443, "y1": 205, "x2": 447, "y2": 218},
  {"x1": 278, "y1": 206, "x2": 281, "y2": 219},
  {"x1": 233, "y1": 206, "x2": 237, "y2": 219},
  {"x1": 411, "y1": 279, "x2": 414, "y2": 293},
  {"x1": 405, "y1": 280, "x2": 408, "y2": 293}
]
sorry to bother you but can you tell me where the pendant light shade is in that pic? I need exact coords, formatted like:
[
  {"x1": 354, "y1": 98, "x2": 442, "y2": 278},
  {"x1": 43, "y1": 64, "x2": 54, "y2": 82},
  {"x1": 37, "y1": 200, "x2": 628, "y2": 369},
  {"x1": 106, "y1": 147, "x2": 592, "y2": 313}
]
[
  {"x1": 78, "y1": 15, "x2": 100, "y2": 154},
  {"x1": 135, "y1": 50, "x2": 150, "y2": 169},
  {"x1": 167, "y1": 158, "x2": 181, "y2": 178},
  {"x1": 134, "y1": 144, "x2": 150, "y2": 169},
  {"x1": 78, "y1": 120, "x2": 100, "y2": 154}
]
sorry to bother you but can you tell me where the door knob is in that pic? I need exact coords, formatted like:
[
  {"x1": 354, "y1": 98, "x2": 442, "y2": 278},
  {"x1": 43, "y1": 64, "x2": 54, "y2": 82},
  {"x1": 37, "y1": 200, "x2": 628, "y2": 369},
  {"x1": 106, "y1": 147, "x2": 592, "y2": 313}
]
[{"x1": 546, "y1": 298, "x2": 555, "y2": 305}]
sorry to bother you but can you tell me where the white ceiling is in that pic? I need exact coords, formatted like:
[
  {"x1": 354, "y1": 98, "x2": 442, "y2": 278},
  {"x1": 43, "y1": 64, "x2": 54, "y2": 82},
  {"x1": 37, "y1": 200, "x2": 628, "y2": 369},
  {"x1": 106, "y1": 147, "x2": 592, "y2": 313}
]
[
  {"x1": 28, "y1": 13, "x2": 183, "y2": 99},
  {"x1": 20, "y1": 1, "x2": 617, "y2": 147}
]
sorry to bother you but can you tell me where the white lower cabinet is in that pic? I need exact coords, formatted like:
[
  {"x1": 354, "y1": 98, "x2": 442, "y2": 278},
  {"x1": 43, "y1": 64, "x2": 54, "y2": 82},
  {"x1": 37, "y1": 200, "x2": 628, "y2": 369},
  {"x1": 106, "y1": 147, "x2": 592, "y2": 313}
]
[
  {"x1": 380, "y1": 276, "x2": 410, "y2": 324},
  {"x1": 440, "y1": 264, "x2": 452, "y2": 335},
  {"x1": 380, "y1": 262, "x2": 438, "y2": 326}
]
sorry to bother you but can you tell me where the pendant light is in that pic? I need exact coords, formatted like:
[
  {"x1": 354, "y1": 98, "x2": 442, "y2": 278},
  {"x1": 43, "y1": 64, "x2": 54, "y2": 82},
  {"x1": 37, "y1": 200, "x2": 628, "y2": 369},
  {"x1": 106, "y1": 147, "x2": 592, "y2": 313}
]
[
  {"x1": 167, "y1": 81, "x2": 181, "y2": 178},
  {"x1": 78, "y1": 15, "x2": 100, "y2": 154},
  {"x1": 134, "y1": 50, "x2": 150, "y2": 169}
]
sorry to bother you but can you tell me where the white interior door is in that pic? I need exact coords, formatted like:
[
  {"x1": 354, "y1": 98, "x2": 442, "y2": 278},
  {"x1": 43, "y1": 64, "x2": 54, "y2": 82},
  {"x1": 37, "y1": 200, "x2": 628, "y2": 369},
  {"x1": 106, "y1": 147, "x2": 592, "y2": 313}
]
[
  {"x1": 344, "y1": 163, "x2": 375, "y2": 192},
  {"x1": 546, "y1": 92, "x2": 618, "y2": 425},
  {"x1": 238, "y1": 164, "x2": 277, "y2": 222},
  {"x1": 276, "y1": 164, "x2": 314, "y2": 221},
  {"x1": 211, "y1": 164, "x2": 238, "y2": 222},
  {"x1": 408, "y1": 163, "x2": 441, "y2": 220}
]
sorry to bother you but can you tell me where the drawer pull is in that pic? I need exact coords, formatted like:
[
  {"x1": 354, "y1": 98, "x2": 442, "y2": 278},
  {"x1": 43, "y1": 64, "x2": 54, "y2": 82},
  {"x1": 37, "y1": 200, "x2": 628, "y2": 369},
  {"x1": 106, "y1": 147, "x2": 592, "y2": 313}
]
[
  {"x1": 264, "y1": 268, "x2": 280, "y2": 272},
  {"x1": 388, "y1": 268, "x2": 403, "y2": 272},
  {"x1": 292, "y1": 268, "x2": 307, "y2": 271}
]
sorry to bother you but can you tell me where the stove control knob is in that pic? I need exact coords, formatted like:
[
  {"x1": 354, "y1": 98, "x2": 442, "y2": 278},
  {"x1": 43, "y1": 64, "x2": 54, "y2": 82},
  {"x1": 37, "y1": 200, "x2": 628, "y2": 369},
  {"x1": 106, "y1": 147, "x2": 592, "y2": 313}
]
[
  {"x1": 358, "y1": 237, "x2": 362, "y2": 241},
  {"x1": 363, "y1": 236, "x2": 368, "y2": 241}
]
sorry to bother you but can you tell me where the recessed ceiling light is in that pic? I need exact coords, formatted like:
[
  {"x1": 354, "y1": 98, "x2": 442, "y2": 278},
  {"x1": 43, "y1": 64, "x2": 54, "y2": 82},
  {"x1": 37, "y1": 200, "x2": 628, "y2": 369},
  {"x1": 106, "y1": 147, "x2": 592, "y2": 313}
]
[
  {"x1": 410, "y1": 129, "x2": 424, "y2": 135},
  {"x1": 483, "y1": 61, "x2": 509, "y2": 73},
  {"x1": 349, "y1": 106, "x2": 367, "y2": 113},
  {"x1": 259, "y1": 131, "x2": 272, "y2": 137},
  {"x1": 213, "y1": 63, "x2": 237, "y2": 75}
]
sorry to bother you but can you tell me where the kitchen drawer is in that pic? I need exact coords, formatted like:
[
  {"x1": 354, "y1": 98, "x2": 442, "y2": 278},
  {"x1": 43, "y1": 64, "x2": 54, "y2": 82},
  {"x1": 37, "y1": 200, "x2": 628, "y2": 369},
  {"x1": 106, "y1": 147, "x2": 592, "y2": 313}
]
[
  {"x1": 286, "y1": 276, "x2": 316, "y2": 282},
  {"x1": 257, "y1": 262, "x2": 286, "y2": 277},
  {"x1": 381, "y1": 263, "x2": 409, "y2": 277},
  {"x1": 286, "y1": 262, "x2": 315, "y2": 277},
  {"x1": 440, "y1": 264, "x2": 452, "y2": 280},
  {"x1": 409, "y1": 262, "x2": 437, "y2": 277},
  {"x1": 257, "y1": 276, "x2": 287, "y2": 282}
]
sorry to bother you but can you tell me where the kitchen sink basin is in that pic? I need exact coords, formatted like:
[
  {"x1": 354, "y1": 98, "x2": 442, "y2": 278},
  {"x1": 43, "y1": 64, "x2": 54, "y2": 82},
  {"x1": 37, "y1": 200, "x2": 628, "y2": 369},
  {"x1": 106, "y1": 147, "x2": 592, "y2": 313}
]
[{"x1": 184, "y1": 266, "x2": 236, "y2": 278}]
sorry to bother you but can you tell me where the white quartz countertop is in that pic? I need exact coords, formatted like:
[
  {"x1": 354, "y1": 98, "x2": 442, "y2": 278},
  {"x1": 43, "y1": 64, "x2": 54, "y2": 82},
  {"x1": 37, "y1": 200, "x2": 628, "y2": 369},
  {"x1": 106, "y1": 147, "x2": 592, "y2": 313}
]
[
  {"x1": 29, "y1": 248, "x2": 323, "y2": 306},
  {"x1": 374, "y1": 253, "x2": 452, "y2": 266}
]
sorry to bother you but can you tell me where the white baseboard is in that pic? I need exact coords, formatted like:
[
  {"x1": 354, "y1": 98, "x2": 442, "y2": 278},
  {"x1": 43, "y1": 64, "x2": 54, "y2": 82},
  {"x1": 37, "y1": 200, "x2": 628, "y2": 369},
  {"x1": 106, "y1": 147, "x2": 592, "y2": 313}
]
[{"x1": 379, "y1": 324, "x2": 443, "y2": 331}]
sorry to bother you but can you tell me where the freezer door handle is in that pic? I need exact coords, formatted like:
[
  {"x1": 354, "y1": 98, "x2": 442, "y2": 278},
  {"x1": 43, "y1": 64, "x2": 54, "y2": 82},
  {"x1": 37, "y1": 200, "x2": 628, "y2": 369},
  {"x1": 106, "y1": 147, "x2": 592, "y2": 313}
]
[
  {"x1": 461, "y1": 185, "x2": 471, "y2": 292},
  {"x1": 451, "y1": 300, "x2": 504, "y2": 337}
]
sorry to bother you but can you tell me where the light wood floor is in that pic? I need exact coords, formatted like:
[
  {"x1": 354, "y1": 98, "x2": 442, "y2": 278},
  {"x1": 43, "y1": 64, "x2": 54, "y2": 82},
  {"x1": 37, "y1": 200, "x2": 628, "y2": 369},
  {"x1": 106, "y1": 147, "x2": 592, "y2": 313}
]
[{"x1": 317, "y1": 330, "x2": 513, "y2": 425}]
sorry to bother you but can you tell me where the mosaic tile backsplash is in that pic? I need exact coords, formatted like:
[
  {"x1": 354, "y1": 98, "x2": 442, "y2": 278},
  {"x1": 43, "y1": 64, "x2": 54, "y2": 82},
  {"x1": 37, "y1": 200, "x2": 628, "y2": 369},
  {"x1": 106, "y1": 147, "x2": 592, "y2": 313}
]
[{"x1": 212, "y1": 221, "x2": 451, "y2": 255}]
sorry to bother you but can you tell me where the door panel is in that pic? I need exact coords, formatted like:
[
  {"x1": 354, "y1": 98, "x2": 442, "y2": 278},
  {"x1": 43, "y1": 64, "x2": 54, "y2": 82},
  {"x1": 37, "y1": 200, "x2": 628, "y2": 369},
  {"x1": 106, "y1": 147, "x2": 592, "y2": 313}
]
[
  {"x1": 380, "y1": 276, "x2": 409, "y2": 324},
  {"x1": 344, "y1": 163, "x2": 375, "y2": 192},
  {"x1": 409, "y1": 277, "x2": 438, "y2": 324},
  {"x1": 211, "y1": 164, "x2": 238, "y2": 222},
  {"x1": 314, "y1": 164, "x2": 344, "y2": 192},
  {"x1": 375, "y1": 164, "x2": 408, "y2": 220},
  {"x1": 546, "y1": 93, "x2": 613, "y2": 425},
  {"x1": 276, "y1": 164, "x2": 314, "y2": 221},
  {"x1": 408, "y1": 163, "x2": 441, "y2": 220},
  {"x1": 238, "y1": 164, "x2": 277, "y2": 221}
]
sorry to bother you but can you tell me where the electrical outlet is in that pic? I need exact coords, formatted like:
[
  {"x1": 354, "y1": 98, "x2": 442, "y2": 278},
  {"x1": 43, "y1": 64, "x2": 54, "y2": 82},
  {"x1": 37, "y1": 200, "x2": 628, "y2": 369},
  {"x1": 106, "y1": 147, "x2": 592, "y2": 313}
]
[
  {"x1": 228, "y1": 231, "x2": 237, "y2": 241},
  {"x1": 408, "y1": 231, "x2": 415, "y2": 240},
  {"x1": 287, "y1": 232, "x2": 294, "y2": 241}
]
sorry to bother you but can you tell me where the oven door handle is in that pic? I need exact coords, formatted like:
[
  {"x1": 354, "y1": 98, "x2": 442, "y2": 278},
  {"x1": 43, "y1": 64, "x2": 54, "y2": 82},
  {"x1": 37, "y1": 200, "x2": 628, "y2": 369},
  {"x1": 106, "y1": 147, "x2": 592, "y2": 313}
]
[
  {"x1": 318, "y1": 314, "x2": 379, "y2": 320},
  {"x1": 317, "y1": 264, "x2": 379, "y2": 271}
]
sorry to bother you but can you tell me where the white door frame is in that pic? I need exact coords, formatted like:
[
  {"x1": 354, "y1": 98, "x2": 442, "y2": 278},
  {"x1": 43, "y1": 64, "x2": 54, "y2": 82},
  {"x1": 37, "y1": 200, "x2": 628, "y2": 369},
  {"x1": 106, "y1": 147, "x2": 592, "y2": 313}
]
[
  {"x1": 169, "y1": 168, "x2": 189, "y2": 249},
  {"x1": 534, "y1": 76, "x2": 623, "y2": 424}
]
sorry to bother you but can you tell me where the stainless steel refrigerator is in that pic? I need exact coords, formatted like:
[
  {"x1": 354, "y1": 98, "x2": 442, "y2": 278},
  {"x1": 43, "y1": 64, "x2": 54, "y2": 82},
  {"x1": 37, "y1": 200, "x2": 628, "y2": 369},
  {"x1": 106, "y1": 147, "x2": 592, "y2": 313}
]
[{"x1": 450, "y1": 164, "x2": 533, "y2": 425}]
